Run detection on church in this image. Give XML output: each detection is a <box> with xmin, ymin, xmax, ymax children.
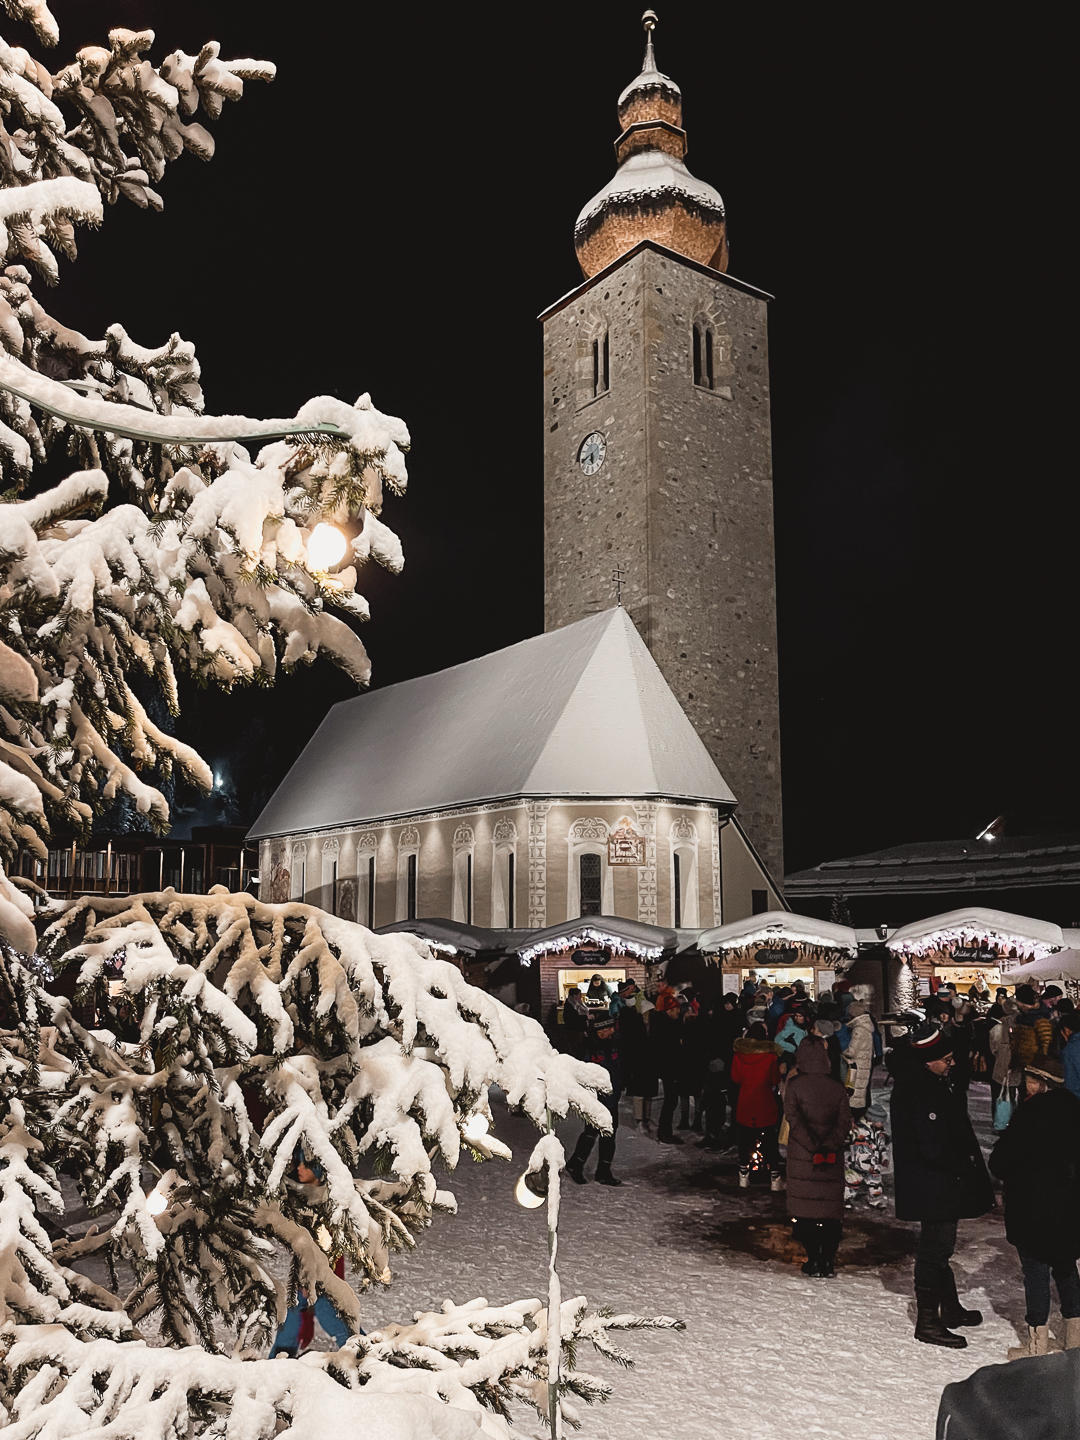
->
<box><xmin>249</xmin><ymin>13</ymin><xmax>786</xmax><ymax>960</ymax></box>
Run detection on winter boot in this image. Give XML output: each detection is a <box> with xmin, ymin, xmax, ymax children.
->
<box><xmin>738</xmin><ymin>1167</ymin><xmax>750</xmax><ymax>1188</ymax></box>
<box><xmin>641</xmin><ymin>1098</ymin><xmax>654</xmax><ymax>1135</ymax></box>
<box><xmin>566</xmin><ymin>1134</ymin><xmax>592</xmax><ymax>1185</ymax></box>
<box><xmin>940</xmin><ymin>1269</ymin><xmax>983</xmax><ymax>1327</ymax></box>
<box><xmin>1064</xmin><ymin>1317</ymin><xmax>1080</xmax><ymax>1350</ymax></box>
<box><xmin>799</xmin><ymin>1229</ymin><xmax>822</xmax><ymax>1277</ymax></box>
<box><xmin>657</xmin><ymin>1130</ymin><xmax>684</xmax><ymax>1145</ymax></box>
<box><xmin>914</xmin><ymin>1289</ymin><xmax>967</xmax><ymax>1349</ymax></box>
<box><xmin>770</xmin><ymin>1170</ymin><xmax>786</xmax><ymax>1192</ymax></box>
<box><xmin>678</xmin><ymin>1099</ymin><xmax>692</xmax><ymax>1130</ymax></box>
<box><xmin>594</xmin><ymin>1163</ymin><xmax>622</xmax><ymax>1187</ymax></box>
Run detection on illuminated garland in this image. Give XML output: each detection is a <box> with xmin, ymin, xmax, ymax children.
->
<box><xmin>701</xmin><ymin>938</ymin><xmax>856</xmax><ymax>967</ymax></box>
<box><xmin>516</xmin><ymin>927</ymin><xmax>665</xmax><ymax>968</ymax></box>
<box><xmin>887</xmin><ymin>925</ymin><xmax>1056</xmax><ymax>964</ymax></box>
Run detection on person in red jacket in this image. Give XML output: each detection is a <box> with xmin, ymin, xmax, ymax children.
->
<box><xmin>730</xmin><ymin>1021</ymin><xmax>785</xmax><ymax>1192</ymax></box>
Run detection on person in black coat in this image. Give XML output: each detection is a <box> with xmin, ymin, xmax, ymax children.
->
<box><xmin>615</xmin><ymin>979</ymin><xmax>657</xmax><ymax>1134</ymax></box>
<box><xmin>889</xmin><ymin>1021</ymin><xmax>995</xmax><ymax>1348</ymax></box>
<box><xmin>566</xmin><ymin>1000</ymin><xmax>623</xmax><ymax>1186</ymax></box>
<box><xmin>989</xmin><ymin>1054</ymin><xmax>1080</xmax><ymax>1358</ymax></box>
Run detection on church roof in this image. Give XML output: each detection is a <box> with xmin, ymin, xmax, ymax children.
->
<box><xmin>248</xmin><ymin>607</ymin><xmax>736</xmax><ymax>841</ymax></box>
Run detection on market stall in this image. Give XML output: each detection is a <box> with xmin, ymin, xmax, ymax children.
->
<box><xmin>513</xmin><ymin>916</ymin><xmax>675</xmax><ymax>1023</ymax></box>
<box><xmin>885</xmin><ymin>906</ymin><xmax>1064</xmax><ymax>1007</ymax></box>
<box><xmin>1002</xmin><ymin>938</ymin><xmax>1080</xmax><ymax>1000</ymax></box>
<box><xmin>695</xmin><ymin>911</ymin><xmax>859</xmax><ymax>999</ymax></box>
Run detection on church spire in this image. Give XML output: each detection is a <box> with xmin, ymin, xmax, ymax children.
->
<box><xmin>573</xmin><ymin>10</ymin><xmax>729</xmax><ymax>279</ymax></box>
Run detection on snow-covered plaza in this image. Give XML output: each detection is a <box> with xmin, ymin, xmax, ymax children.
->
<box><xmin>361</xmin><ymin>1083</ymin><xmax>1020</xmax><ymax>1440</ymax></box>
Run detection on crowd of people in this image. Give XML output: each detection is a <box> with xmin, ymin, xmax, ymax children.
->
<box><xmin>553</xmin><ymin>967</ymin><xmax>1080</xmax><ymax>1362</ymax></box>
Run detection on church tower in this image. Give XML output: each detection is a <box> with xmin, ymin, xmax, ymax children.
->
<box><xmin>541</xmin><ymin>11</ymin><xmax>785</xmax><ymax>885</ymax></box>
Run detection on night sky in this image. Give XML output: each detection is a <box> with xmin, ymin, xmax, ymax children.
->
<box><xmin>11</xmin><ymin>2</ymin><xmax>1072</xmax><ymax>873</ymax></box>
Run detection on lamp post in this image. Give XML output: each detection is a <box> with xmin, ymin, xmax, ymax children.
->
<box><xmin>516</xmin><ymin>1115</ymin><xmax>566</xmax><ymax>1440</ymax></box>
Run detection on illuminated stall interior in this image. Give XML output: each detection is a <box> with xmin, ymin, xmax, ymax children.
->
<box><xmin>885</xmin><ymin>907</ymin><xmax>1065</xmax><ymax>1002</ymax></box>
<box><xmin>696</xmin><ymin>911</ymin><xmax>859</xmax><ymax>999</ymax></box>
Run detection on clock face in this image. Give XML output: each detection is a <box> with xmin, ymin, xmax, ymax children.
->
<box><xmin>578</xmin><ymin>431</ymin><xmax>607</xmax><ymax>476</ymax></box>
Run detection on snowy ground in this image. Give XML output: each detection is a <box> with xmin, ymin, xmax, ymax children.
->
<box><xmin>63</xmin><ymin>1081</ymin><xmax>1031</xmax><ymax>1440</ymax></box>
<box><xmin>355</xmin><ymin>1081</ymin><xmax>1027</xmax><ymax>1440</ymax></box>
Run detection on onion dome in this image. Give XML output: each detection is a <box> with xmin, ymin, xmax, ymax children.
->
<box><xmin>574</xmin><ymin>11</ymin><xmax>729</xmax><ymax>279</ymax></box>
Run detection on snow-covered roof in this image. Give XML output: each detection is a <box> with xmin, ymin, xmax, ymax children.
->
<box><xmin>575</xmin><ymin>149</ymin><xmax>725</xmax><ymax>233</ymax></box>
<box><xmin>513</xmin><ymin>915</ymin><xmax>676</xmax><ymax>965</ymax></box>
<box><xmin>248</xmin><ymin>608</ymin><xmax>736</xmax><ymax>840</ymax></box>
<box><xmin>886</xmin><ymin>906</ymin><xmax>1064</xmax><ymax>959</ymax></box>
<box><xmin>696</xmin><ymin>910</ymin><xmax>859</xmax><ymax>957</ymax></box>
<box><xmin>617</xmin><ymin>41</ymin><xmax>681</xmax><ymax>108</ymax></box>
<box><xmin>1004</xmin><ymin>950</ymin><xmax>1080</xmax><ymax>984</ymax></box>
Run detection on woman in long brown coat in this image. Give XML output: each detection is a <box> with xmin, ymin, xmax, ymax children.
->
<box><xmin>785</xmin><ymin>1035</ymin><xmax>853</xmax><ymax>1276</ymax></box>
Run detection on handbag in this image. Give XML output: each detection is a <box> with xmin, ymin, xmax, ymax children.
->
<box><xmin>778</xmin><ymin>1115</ymin><xmax>790</xmax><ymax>1146</ymax></box>
<box><xmin>993</xmin><ymin>1094</ymin><xmax>1015</xmax><ymax>1131</ymax></box>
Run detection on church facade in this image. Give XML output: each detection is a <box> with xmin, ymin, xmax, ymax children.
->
<box><xmin>249</xmin><ymin>609</ymin><xmax>781</xmax><ymax>932</ymax></box>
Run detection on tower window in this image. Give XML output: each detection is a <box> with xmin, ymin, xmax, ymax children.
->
<box><xmin>579</xmin><ymin>852</ymin><xmax>602</xmax><ymax>916</ymax></box>
<box><xmin>367</xmin><ymin>854</ymin><xmax>375</xmax><ymax>929</ymax></box>
<box><xmin>693</xmin><ymin>323</ymin><xmax>714</xmax><ymax>390</ymax></box>
<box><xmin>673</xmin><ymin>852</ymin><xmax>682</xmax><ymax>928</ymax></box>
<box><xmin>407</xmin><ymin>853</ymin><xmax>417</xmax><ymax>920</ymax></box>
<box><xmin>507</xmin><ymin>852</ymin><xmax>515</xmax><ymax>928</ymax></box>
<box><xmin>466</xmin><ymin>852</ymin><xmax>473</xmax><ymax>924</ymax></box>
<box><xmin>592</xmin><ymin>332</ymin><xmax>610</xmax><ymax>398</ymax></box>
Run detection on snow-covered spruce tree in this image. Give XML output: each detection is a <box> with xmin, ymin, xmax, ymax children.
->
<box><xmin>0</xmin><ymin>5</ymin><xmax>408</xmax><ymax>951</ymax></box>
<box><xmin>0</xmin><ymin>897</ymin><xmax>681</xmax><ymax>1438</ymax></box>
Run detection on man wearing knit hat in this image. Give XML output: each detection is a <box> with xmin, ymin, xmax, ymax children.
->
<box><xmin>889</xmin><ymin>1021</ymin><xmax>995</xmax><ymax>1348</ymax></box>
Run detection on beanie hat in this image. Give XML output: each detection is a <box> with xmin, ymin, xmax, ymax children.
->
<box><xmin>1043</xmin><ymin>985</ymin><xmax>1064</xmax><ymax>1000</ymax></box>
<box><xmin>1015</xmin><ymin>984</ymin><xmax>1037</xmax><ymax>1005</ymax></box>
<box><xmin>815</xmin><ymin>1019</ymin><xmax>838</xmax><ymax>1038</ymax></box>
<box><xmin>1025</xmin><ymin>1054</ymin><xmax>1065</xmax><ymax>1086</ymax></box>
<box><xmin>909</xmin><ymin>1020</ymin><xmax>955</xmax><ymax>1063</ymax></box>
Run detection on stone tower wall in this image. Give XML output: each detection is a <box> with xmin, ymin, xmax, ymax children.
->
<box><xmin>542</xmin><ymin>244</ymin><xmax>784</xmax><ymax>882</ymax></box>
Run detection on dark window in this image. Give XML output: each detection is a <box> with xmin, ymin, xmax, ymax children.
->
<box><xmin>673</xmin><ymin>852</ymin><xmax>682</xmax><ymax>929</ymax></box>
<box><xmin>592</xmin><ymin>338</ymin><xmax>599</xmax><ymax>397</ymax></box>
<box><xmin>705</xmin><ymin>328</ymin><xmax>714</xmax><ymax>389</ymax></box>
<box><xmin>466</xmin><ymin>853</ymin><xmax>473</xmax><ymax>925</ymax></box>
<box><xmin>692</xmin><ymin>323</ymin><xmax>702</xmax><ymax>385</ymax></box>
<box><xmin>580</xmin><ymin>852</ymin><xmax>602</xmax><ymax>916</ymax></box>
<box><xmin>592</xmin><ymin>333</ymin><xmax>611</xmax><ymax>398</ymax></box>
<box><xmin>507</xmin><ymin>852</ymin><xmax>515</xmax><ymax>928</ymax></box>
<box><xmin>407</xmin><ymin>853</ymin><xmax>417</xmax><ymax>920</ymax></box>
<box><xmin>367</xmin><ymin>855</ymin><xmax>375</xmax><ymax>929</ymax></box>
<box><xmin>602</xmin><ymin>331</ymin><xmax>610</xmax><ymax>392</ymax></box>
<box><xmin>752</xmin><ymin>888</ymin><xmax>769</xmax><ymax>915</ymax></box>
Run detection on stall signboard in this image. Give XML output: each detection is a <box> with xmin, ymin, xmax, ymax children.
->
<box><xmin>571</xmin><ymin>947</ymin><xmax>611</xmax><ymax>967</ymax></box>
<box><xmin>952</xmin><ymin>946</ymin><xmax>998</xmax><ymax>963</ymax></box>
<box><xmin>608</xmin><ymin>820</ymin><xmax>645</xmax><ymax>866</ymax></box>
<box><xmin>757</xmin><ymin>946</ymin><xmax>798</xmax><ymax>965</ymax></box>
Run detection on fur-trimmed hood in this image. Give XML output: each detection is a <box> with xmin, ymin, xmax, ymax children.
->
<box><xmin>734</xmin><ymin>1036</ymin><xmax>782</xmax><ymax>1057</ymax></box>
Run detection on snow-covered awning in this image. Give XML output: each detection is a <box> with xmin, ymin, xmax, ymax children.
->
<box><xmin>1004</xmin><ymin>950</ymin><xmax>1080</xmax><ymax>984</ymax></box>
<box><xmin>375</xmin><ymin>918</ymin><xmax>531</xmax><ymax>958</ymax></box>
<box><xmin>512</xmin><ymin>916</ymin><xmax>676</xmax><ymax>967</ymax></box>
<box><xmin>885</xmin><ymin>907</ymin><xmax>1063</xmax><ymax>964</ymax></box>
<box><xmin>695</xmin><ymin>910</ymin><xmax>859</xmax><ymax>962</ymax></box>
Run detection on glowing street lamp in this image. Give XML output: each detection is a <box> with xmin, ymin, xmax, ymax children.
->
<box><xmin>463</xmin><ymin>1112</ymin><xmax>490</xmax><ymax>1142</ymax></box>
<box><xmin>146</xmin><ymin>1186</ymin><xmax>168</xmax><ymax>1217</ymax></box>
<box><xmin>306</xmin><ymin>522</ymin><xmax>347</xmax><ymax>571</ymax></box>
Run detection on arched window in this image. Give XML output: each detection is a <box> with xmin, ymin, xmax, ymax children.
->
<box><xmin>491</xmin><ymin>819</ymin><xmax>517</xmax><ymax>928</ymax></box>
<box><xmin>567</xmin><ymin>817</ymin><xmax>614</xmax><ymax>919</ymax></box>
<box><xmin>396</xmin><ymin>826</ymin><xmax>420</xmax><ymax>921</ymax></box>
<box><xmin>358</xmin><ymin>834</ymin><xmax>378</xmax><ymax>929</ymax></box>
<box><xmin>693</xmin><ymin>322</ymin><xmax>714</xmax><ymax>390</ymax></box>
<box><xmin>452</xmin><ymin>825</ymin><xmax>475</xmax><ymax>924</ymax></box>
<box><xmin>579</xmin><ymin>852</ymin><xmax>602</xmax><ymax>916</ymax></box>
<box><xmin>670</xmin><ymin>818</ymin><xmax>700</xmax><ymax>928</ymax></box>
<box><xmin>591</xmin><ymin>331</ymin><xmax>610</xmax><ymax>398</ymax></box>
